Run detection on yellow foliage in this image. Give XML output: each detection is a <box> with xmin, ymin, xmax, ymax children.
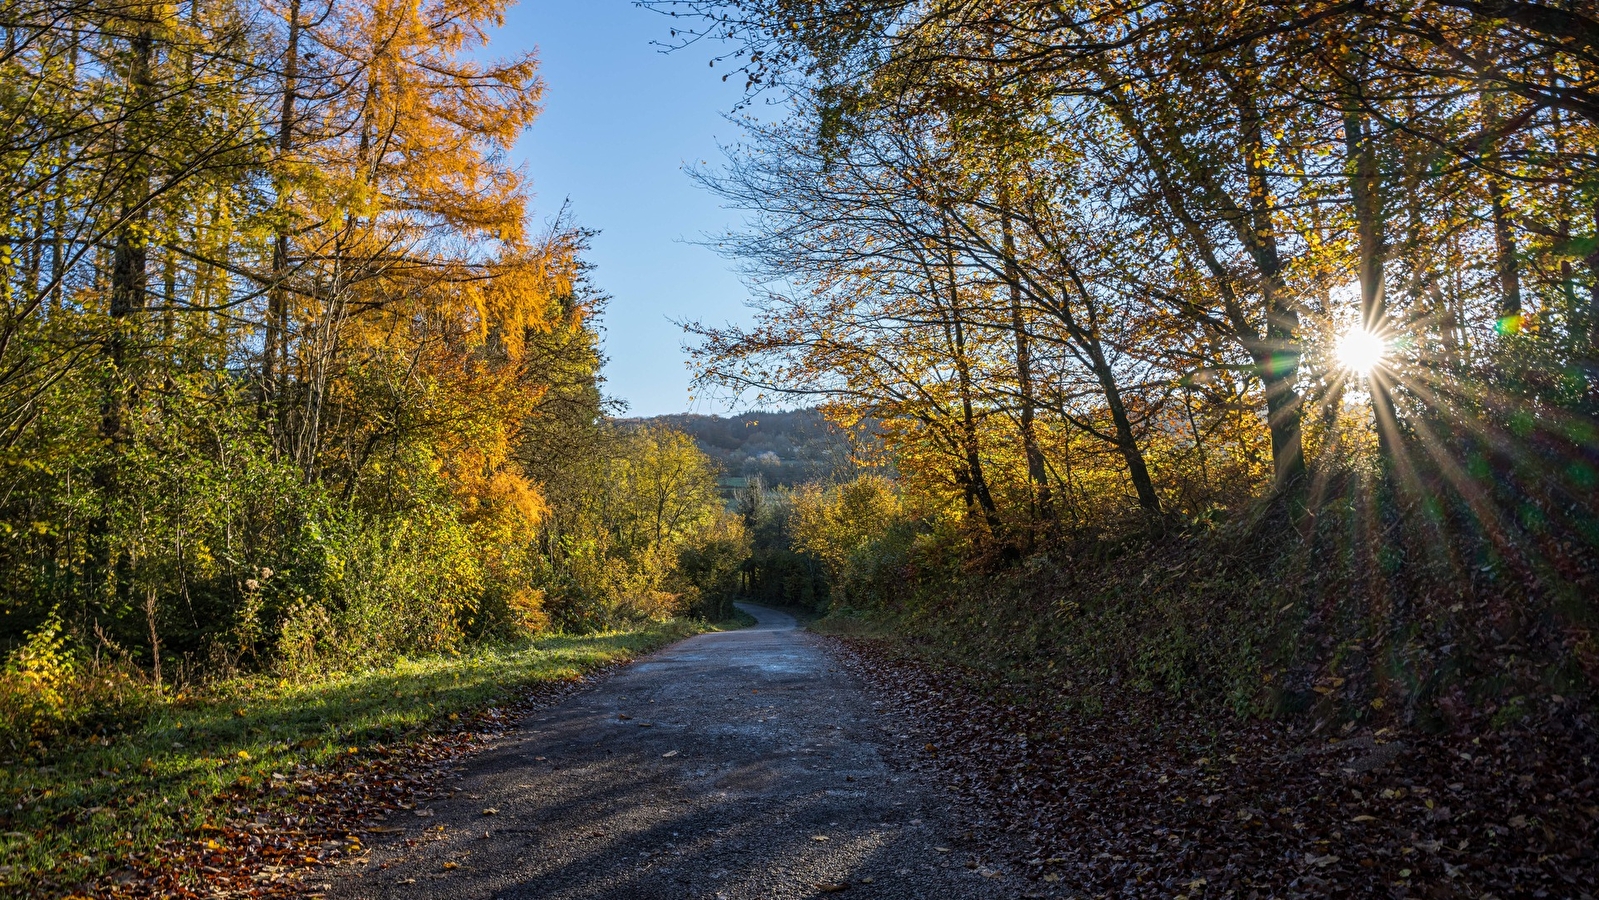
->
<box><xmin>504</xmin><ymin>588</ymin><xmax>550</xmax><ymax>635</ymax></box>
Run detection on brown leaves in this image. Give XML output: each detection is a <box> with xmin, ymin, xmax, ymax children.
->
<box><xmin>826</xmin><ymin>635</ymin><xmax>1599</xmax><ymax>899</ymax></box>
<box><xmin>62</xmin><ymin>668</ymin><xmax>619</xmax><ymax>899</ymax></box>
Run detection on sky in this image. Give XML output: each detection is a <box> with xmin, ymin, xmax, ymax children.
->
<box><xmin>494</xmin><ymin>0</ymin><xmax>755</xmax><ymax>417</ymax></box>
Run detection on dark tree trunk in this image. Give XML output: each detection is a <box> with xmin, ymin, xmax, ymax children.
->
<box><xmin>264</xmin><ymin>0</ymin><xmax>300</xmax><ymax>434</ymax></box>
<box><xmin>1490</xmin><ymin>181</ymin><xmax>1523</xmax><ymax>322</ymax></box>
<box><xmin>1342</xmin><ymin>93</ymin><xmax>1399</xmax><ymax>462</ymax></box>
<box><xmin>999</xmin><ymin>195</ymin><xmax>1052</xmax><ymax>523</ymax></box>
<box><xmin>942</xmin><ymin>244</ymin><xmax>1001</xmax><ymax>534</ymax></box>
<box><xmin>1084</xmin><ymin>337</ymin><xmax>1161</xmax><ymax>514</ymax></box>
<box><xmin>95</xmin><ymin>17</ymin><xmax>156</xmax><ymax>609</ymax></box>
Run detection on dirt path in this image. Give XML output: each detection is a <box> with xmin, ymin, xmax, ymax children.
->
<box><xmin>327</xmin><ymin>604</ymin><xmax>1033</xmax><ymax>900</ymax></box>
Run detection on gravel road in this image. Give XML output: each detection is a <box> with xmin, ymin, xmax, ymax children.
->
<box><xmin>326</xmin><ymin>603</ymin><xmax>1036</xmax><ymax>900</ymax></box>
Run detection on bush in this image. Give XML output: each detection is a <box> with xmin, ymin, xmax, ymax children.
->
<box><xmin>0</xmin><ymin>615</ymin><xmax>154</xmax><ymax>758</ymax></box>
<box><xmin>674</xmin><ymin>513</ymin><xmax>752</xmax><ymax>620</ymax></box>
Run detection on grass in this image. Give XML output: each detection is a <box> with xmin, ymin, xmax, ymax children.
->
<box><xmin>0</xmin><ymin>618</ymin><xmax>711</xmax><ymax>892</ymax></box>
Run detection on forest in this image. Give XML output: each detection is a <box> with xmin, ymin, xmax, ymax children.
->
<box><xmin>636</xmin><ymin>407</ymin><xmax>868</xmax><ymax>491</ymax></box>
<box><xmin>3</xmin><ymin>0</ymin><xmax>1599</xmax><ymax>896</ymax></box>
<box><xmin>656</xmin><ymin>0</ymin><xmax>1599</xmax><ymax>722</ymax></box>
<box><xmin>0</xmin><ymin>0</ymin><xmax>747</xmax><ymax>769</ymax></box>
<box><xmin>646</xmin><ymin>4</ymin><xmax>1599</xmax><ymax>888</ymax></box>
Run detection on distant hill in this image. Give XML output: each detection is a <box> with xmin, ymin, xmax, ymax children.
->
<box><xmin>627</xmin><ymin>408</ymin><xmax>858</xmax><ymax>489</ymax></box>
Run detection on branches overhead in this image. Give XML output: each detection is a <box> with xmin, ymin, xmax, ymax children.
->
<box><xmin>669</xmin><ymin>0</ymin><xmax>1599</xmax><ymax>542</ymax></box>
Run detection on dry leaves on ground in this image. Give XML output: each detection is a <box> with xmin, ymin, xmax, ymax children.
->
<box><xmin>827</xmin><ymin>636</ymin><xmax>1599</xmax><ymax>899</ymax></box>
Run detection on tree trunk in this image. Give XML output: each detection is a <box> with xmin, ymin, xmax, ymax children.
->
<box><xmin>145</xmin><ymin>585</ymin><xmax>162</xmax><ymax>690</ymax></box>
<box><xmin>264</xmin><ymin>0</ymin><xmax>300</xmax><ymax>432</ymax></box>
<box><xmin>105</xmin><ymin>20</ymin><xmax>154</xmax><ymax>450</ymax></box>
<box><xmin>1082</xmin><ymin>333</ymin><xmax>1161</xmax><ymax>514</ymax></box>
<box><xmin>1490</xmin><ymin>181</ymin><xmax>1523</xmax><ymax>323</ymax></box>
<box><xmin>1036</xmin><ymin>264</ymin><xmax>1162</xmax><ymax>515</ymax></box>
<box><xmin>1586</xmin><ymin>199</ymin><xmax>1599</xmax><ymax>364</ymax></box>
<box><xmin>1234</xmin><ymin>63</ymin><xmax>1308</xmax><ymax>487</ymax></box>
<box><xmin>999</xmin><ymin>192</ymin><xmax>1052</xmax><ymax>524</ymax></box>
<box><xmin>1342</xmin><ymin>94</ymin><xmax>1399</xmax><ymax>461</ymax></box>
<box><xmin>96</xmin><ymin>15</ymin><xmax>156</xmax><ymax>608</ymax></box>
<box><xmin>942</xmin><ymin>245</ymin><xmax>1001</xmax><ymax>533</ymax></box>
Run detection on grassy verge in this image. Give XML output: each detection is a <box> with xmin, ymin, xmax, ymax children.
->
<box><xmin>0</xmin><ymin>619</ymin><xmax>707</xmax><ymax>892</ymax></box>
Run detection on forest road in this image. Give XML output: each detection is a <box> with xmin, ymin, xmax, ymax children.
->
<box><xmin>327</xmin><ymin>602</ymin><xmax>1034</xmax><ymax>900</ymax></box>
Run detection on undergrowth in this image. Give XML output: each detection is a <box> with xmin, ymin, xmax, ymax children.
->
<box><xmin>814</xmin><ymin>471</ymin><xmax>1599</xmax><ymax>730</ymax></box>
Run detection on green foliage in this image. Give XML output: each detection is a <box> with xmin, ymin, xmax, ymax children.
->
<box><xmin>533</xmin><ymin>423</ymin><xmax>745</xmax><ymax>629</ymax></box>
<box><xmin>730</xmin><ymin>477</ymin><xmax>825</xmax><ymax>610</ymax></box>
<box><xmin>671</xmin><ymin>514</ymin><xmax>751</xmax><ymax>621</ymax></box>
<box><xmin>788</xmin><ymin>474</ymin><xmax>921</xmax><ymax>607</ymax></box>
<box><xmin>0</xmin><ymin>614</ymin><xmax>159</xmax><ymax>759</ymax></box>
<box><xmin>0</xmin><ymin>0</ymin><xmax>749</xmax><ymax>720</ymax></box>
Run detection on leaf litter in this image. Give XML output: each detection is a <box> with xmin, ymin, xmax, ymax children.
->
<box><xmin>825</xmin><ymin>635</ymin><xmax>1599</xmax><ymax>898</ymax></box>
<box><xmin>37</xmin><ymin>664</ymin><xmax>634</xmax><ymax>899</ymax></box>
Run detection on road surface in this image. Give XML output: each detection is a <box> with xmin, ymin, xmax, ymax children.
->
<box><xmin>328</xmin><ymin>603</ymin><xmax>1032</xmax><ymax>899</ymax></box>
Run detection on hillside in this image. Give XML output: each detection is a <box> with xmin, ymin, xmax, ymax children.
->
<box><xmin>629</xmin><ymin>408</ymin><xmax>861</xmax><ymax>489</ymax></box>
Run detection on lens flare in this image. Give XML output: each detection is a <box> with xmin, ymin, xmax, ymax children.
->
<box><xmin>1336</xmin><ymin>328</ymin><xmax>1387</xmax><ymax>376</ymax></box>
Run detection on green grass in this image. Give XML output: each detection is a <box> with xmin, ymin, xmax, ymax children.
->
<box><xmin>0</xmin><ymin>619</ymin><xmax>707</xmax><ymax>892</ymax></box>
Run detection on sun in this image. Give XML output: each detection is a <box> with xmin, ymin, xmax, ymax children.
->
<box><xmin>1335</xmin><ymin>328</ymin><xmax>1387</xmax><ymax>376</ymax></box>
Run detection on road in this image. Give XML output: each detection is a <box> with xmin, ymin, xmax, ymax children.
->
<box><xmin>327</xmin><ymin>603</ymin><xmax>1034</xmax><ymax>900</ymax></box>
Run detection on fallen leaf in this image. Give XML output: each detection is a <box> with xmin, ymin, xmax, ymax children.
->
<box><xmin>442</xmin><ymin>861</ymin><xmax>459</xmax><ymax>870</ymax></box>
<box><xmin>817</xmin><ymin>882</ymin><xmax>849</xmax><ymax>893</ymax></box>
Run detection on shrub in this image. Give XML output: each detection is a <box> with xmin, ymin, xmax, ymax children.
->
<box><xmin>0</xmin><ymin>615</ymin><xmax>154</xmax><ymax>758</ymax></box>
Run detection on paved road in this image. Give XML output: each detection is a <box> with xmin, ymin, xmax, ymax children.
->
<box><xmin>327</xmin><ymin>603</ymin><xmax>1034</xmax><ymax>900</ymax></box>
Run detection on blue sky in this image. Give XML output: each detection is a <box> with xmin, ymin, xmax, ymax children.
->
<box><xmin>494</xmin><ymin>0</ymin><xmax>753</xmax><ymax>417</ymax></box>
